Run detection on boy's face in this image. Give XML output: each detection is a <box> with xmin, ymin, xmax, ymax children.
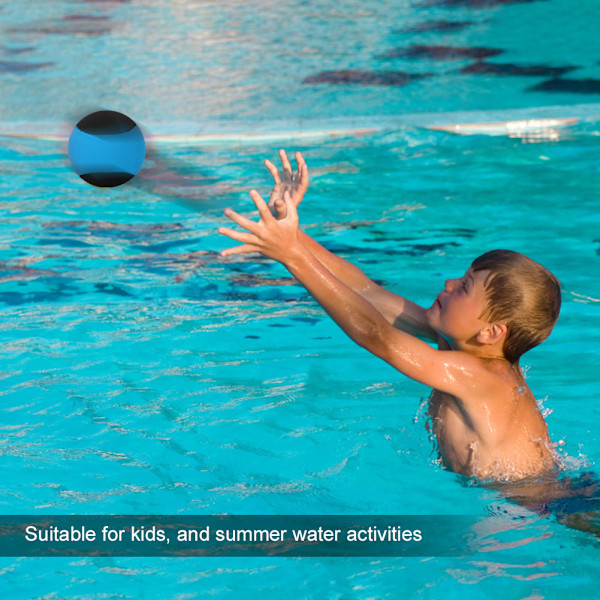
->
<box><xmin>426</xmin><ymin>267</ymin><xmax>494</xmax><ymax>346</ymax></box>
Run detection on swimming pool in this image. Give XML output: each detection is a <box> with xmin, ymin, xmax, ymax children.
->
<box><xmin>1</xmin><ymin>0</ymin><xmax>599</xmax><ymax>598</ymax></box>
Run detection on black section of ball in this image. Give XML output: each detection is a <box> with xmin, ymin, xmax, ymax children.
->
<box><xmin>80</xmin><ymin>172</ymin><xmax>135</xmax><ymax>187</ymax></box>
<box><xmin>76</xmin><ymin>110</ymin><xmax>136</xmax><ymax>135</ymax></box>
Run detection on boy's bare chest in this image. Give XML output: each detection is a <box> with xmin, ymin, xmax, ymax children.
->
<box><xmin>426</xmin><ymin>389</ymin><xmax>477</xmax><ymax>474</ymax></box>
<box><xmin>427</xmin><ymin>374</ymin><xmax>524</xmax><ymax>441</ymax></box>
<box><xmin>427</xmin><ymin>389</ymin><xmax>476</xmax><ymax>437</ymax></box>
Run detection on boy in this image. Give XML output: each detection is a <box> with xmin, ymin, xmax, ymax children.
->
<box><xmin>217</xmin><ymin>150</ymin><xmax>562</xmax><ymax>483</ymax></box>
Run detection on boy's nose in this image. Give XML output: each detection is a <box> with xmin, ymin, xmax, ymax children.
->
<box><xmin>444</xmin><ymin>278</ymin><xmax>457</xmax><ymax>292</ymax></box>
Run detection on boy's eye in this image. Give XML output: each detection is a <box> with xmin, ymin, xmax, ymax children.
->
<box><xmin>462</xmin><ymin>281</ymin><xmax>468</xmax><ymax>292</ymax></box>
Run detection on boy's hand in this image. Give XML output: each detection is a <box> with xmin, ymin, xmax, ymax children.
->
<box><xmin>218</xmin><ymin>189</ymin><xmax>301</xmax><ymax>264</ymax></box>
<box><xmin>265</xmin><ymin>150</ymin><xmax>309</xmax><ymax>219</ymax></box>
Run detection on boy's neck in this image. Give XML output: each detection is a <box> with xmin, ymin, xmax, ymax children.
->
<box><xmin>446</xmin><ymin>337</ymin><xmax>509</xmax><ymax>362</ymax></box>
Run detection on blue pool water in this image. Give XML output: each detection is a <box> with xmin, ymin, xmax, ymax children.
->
<box><xmin>1</xmin><ymin>0</ymin><xmax>600</xmax><ymax>598</ymax></box>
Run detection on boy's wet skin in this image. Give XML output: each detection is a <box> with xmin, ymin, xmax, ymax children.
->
<box><xmin>426</xmin><ymin>371</ymin><xmax>555</xmax><ymax>481</ymax></box>
<box><xmin>424</xmin><ymin>268</ymin><xmax>556</xmax><ymax>481</ymax></box>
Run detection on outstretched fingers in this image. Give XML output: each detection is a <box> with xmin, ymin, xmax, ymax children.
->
<box><xmin>295</xmin><ymin>151</ymin><xmax>309</xmax><ymax>191</ymax></box>
<box><xmin>279</xmin><ymin>149</ymin><xmax>293</xmax><ymax>182</ymax></box>
<box><xmin>223</xmin><ymin>207</ymin><xmax>257</xmax><ymax>232</ymax></box>
<box><xmin>264</xmin><ymin>159</ymin><xmax>282</xmax><ymax>184</ymax></box>
<box><xmin>217</xmin><ymin>226</ymin><xmax>257</xmax><ymax>245</ymax></box>
<box><xmin>220</xmin><ymin>243</ymin><xmax>259</xmax><ymax>257</ymax></box>
<box><xmin>249</xmin><ymin>189</ymin><xmax>272</xmax><ymax>221</ymax></box>
<box><xmin>269</xmin><ymin>149</ymin><xmax>308</xmax><ymax>191</ymax></box>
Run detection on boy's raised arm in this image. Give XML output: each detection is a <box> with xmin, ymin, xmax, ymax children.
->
<box><xmin>265</xmin><ymin>150</ymin><xmax>438</xmax><ymax>342</ymax></box>
<box><xmin>284</xmin><ymin>237</ymin><xmax>483</xmax><ymax>395</ymax></box>
<box><xmin>298</xmin><ymin>228</ymin><xmax>439</xmax><ymax>342</ymax></box>
<box><xmin>218</xmin><ymin>189</ymin><xmax>488</xmax><ymax>401</ymax></box>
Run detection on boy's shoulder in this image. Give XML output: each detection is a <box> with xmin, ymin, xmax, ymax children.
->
<box><xmin>369</xmin><ymin>324</ymin><xmax>519</xmax><ymax>422</ymax></box>
<box><xmin>435</xmin><ymin>334</ymin><xmax>532</xmax><ymax>443</ymax></box>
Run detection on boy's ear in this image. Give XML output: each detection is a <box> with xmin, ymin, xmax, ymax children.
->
<box><xmin>477</xmin><ymin>322</ymin><xmax>507</xmax><ymax>345</ymax></box>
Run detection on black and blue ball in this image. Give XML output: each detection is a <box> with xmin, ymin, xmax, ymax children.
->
<box><xmin>68</xmin><ymin>110</ymin><xmax>145</xmax><ymax>188</ymax></box>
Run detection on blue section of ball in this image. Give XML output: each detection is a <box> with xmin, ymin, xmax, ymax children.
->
<box><xmin>69</xmin><ymin>128</ymin><xmax>145</xmax><ymax>175</ymax></box>
<box><xmin>68</xmin><ymin>111</ymin><xmax>146</xmax><ymax>188</ymax></box>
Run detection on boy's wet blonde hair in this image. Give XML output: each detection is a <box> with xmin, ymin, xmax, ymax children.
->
<box><xmin>471</xmin><ymin>249</ymin><xmax>561</xmax><ymax>364</ymax></box>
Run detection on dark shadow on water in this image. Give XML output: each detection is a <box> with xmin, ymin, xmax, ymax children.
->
<box><xmin>526</xmin><ymin>78</ymin><xmax>600</xmax><ymax>94</ymax></box>
<box><xmin>1</xmin><ymin>46</ymin><xmax>35</xmax><ymax>54</ymax></box>
<box><xmin>419</xmin><ymin>0</ymin><xmax>547</xmax><ymax>6</ymax></box>
<box><xmin>323</xmin><ymin>240</ymin><xmax>460</xmax><ymax>257</ymax></box>
<box><xmin>0</xmin><ymin>61</ymin><xmax>53</xmax><ymax>73</ymax></box>
<box><xmin>7</xmin><ymin>23</ymin><xmax>112</xmax><ymax>36</ymax></box>
<box><xmin>302</xmin><ymin>69</ymin><xmax>434</xmax><ymax>86</ymax></box>
<box><xmin>94</xmin><ymin>282</ymin><xmax>133</xmax><ymax>297</ymax></box>
<box><xmin>63</xmin><ymin>14</ymin><xmax>111</xmax><ymax>22</ymax></box>
<box><xmin>393</xmin><ymin>20</ymin><xmax>474</xmax><ymax>33</ymax></box>
<box><xmin>0</xmin><ymin>285</ymin><xmax>80</xmax><ymax>306</ymax></box>
<box><xmin>365</xmin><ymin>228</ymin><xmax>477</xmax><ymax>242</ymax></box>
<box><xmin>377</xmin><ymin>45</ymin><xmax>502</xmax><ymax>61</ymax></box>
<box><xmin>463</xmin><ymin>470</ymin><xmax>600</xmax><ymax>541</ymax></box>
<box><xmin>461</xmin><ymin>61</ymin><xmax>579</xmax><ymax>78</ymax></box>
<box><xmin>41</xmin><ymin>220</ymin><xmax>185</xmax><ymax>239</ymax></box>
<box><xmin>37</xmin><ymin>237</ymin><xmax>94</xmax><ymax>249</ymax></box>
<box><xmin>0</xmin><ymin>248</ymin><xmax>315</xmax><ymax>306</ymax></box>
<box><xmin>129</xmin><ymin>144</ymin><xmax>234</xmax><ymax>212</ymax></box>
